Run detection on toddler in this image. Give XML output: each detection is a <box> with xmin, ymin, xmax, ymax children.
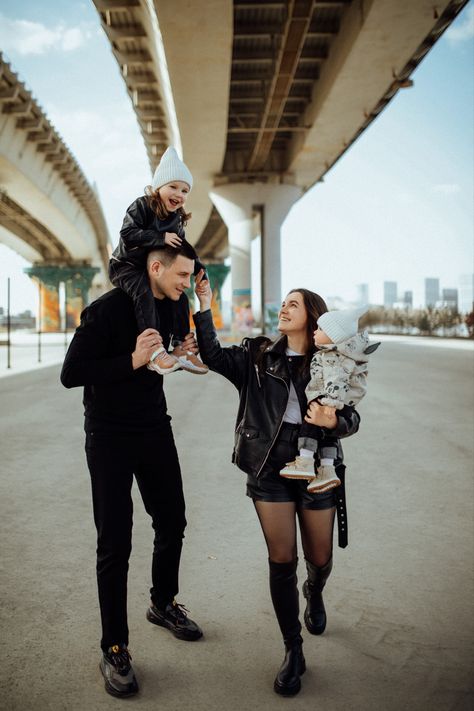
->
<box><xmin>109</xmin><ymin>146</ymin><xmax>208</xmax><ymax>375</ymax></box>
<box><xmin>280</xmin><ymin>306</ymin><xmax>379</xmax><ymax>492</ymax></box>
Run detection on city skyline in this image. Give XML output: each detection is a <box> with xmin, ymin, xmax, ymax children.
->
<box><xmin>0</xmin><ymin>1</ymin><xmax>473</xmax><ymax>315</ymax></box>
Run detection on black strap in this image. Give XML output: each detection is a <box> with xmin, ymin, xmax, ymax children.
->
<box><xmin>335</xmin><ymin>466</ymin><xmax>348</xmax><ymax>548</ymax></box>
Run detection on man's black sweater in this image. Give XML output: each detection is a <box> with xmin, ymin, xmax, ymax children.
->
<box><xmin>61</xmin><ymin>288</ymin><xmax>186</xmax><ymax>433</ymax></box>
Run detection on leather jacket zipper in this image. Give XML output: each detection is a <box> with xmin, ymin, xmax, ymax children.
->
<box><xmin>256</xmin><ymin>371</ymin><xmax>289</xmax><ymax>478</ymax></box>
<box><xmin>254</xmin><ymin>364</ymin><xmax>261</xmax><ymax>388</ymax></box>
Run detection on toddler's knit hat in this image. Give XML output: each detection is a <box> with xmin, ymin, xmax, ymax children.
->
<box><xmin>318</xmin><ymin>306</ymin><xmax>367</xmax><ymax>344</ymax></box>
<box><xmin>151</xmin><ymin>146</ymin><xmax>193</xmax><ymax>191</ymax></box>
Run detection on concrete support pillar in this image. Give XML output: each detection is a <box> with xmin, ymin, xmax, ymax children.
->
<box><xmin>259</xmin><ymin>185</ymin><xmax>302</xmax><ymax>332</ymax></box>
<box><xmin>61</xmin><ymin>265</ymin><xmax>100</xmax><ymax>327</ymax></box>
<box><xmin>210</xmin><ymin>184</ymin><xmax>256</xmax><ymax>334</ymax></box>
<box><xmin>211</xmin><ymin>183</ymin><xmax>302</xmax><ymax>334</ymax></box>
<box><xmin>24</xmin><ymin>264</ymin><xmax>99</xmax><ymax>331</ymax></box>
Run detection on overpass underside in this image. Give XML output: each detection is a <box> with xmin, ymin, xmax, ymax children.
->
<box><xmin>94</xmin><ymin>0</ymin><xmax>467</xmax><ymax>332</ymax></box>
<box><xmin>0</xmin><ymin>54</ymin><xmax>113</xmax><ymax>330</ymax></box>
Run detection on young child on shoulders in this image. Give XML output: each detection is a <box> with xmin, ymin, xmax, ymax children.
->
<box><xmin>109</xmin><ymin>146</ymin><xmax>208</xmax><ymax>375</ymax></box>
<box><xmin>280</xmin><ymin>306</ymin><xmax>379</xmax><ymax>492</ymax></box>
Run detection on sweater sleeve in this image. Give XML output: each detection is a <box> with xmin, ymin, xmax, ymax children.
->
<box><xmin>60</xmin><ymin>302</ymin><xmax>135</xmax><ymax>388</ymax></box>
<box><xmin>119</xmin><ymin>198</ymin><xmax>167</xmax><ymax>250</ymax></box>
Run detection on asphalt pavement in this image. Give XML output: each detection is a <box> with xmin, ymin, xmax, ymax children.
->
<box><xmin>0</xmin><ymin>337</ymin><xmax>473</xmax><ymax>711</ymax></box>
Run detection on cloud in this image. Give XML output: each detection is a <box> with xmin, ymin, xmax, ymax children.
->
<box><xmin>432</xmin><ymin>183</ymin><xmax>462</xmax><ymax>195</ymax></box>
<box><xmin>0</xmin><ymin>13</ymin><xmax>91</xmax><ymax>55</ymax></box>
<box><xmin>446</xmin><ymin>3</ymin><xmax>474</xmax><ymax>43</ymax></box>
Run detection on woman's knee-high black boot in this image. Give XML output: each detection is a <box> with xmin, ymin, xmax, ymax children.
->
<box><xmin>303</xmin><ymin>556</ymin><xmax>333</xmax><ymax>635</ymax></box>
<box><xmin>268</xmin><ymin>559</ymin><xmax>306</xmax><ymax>696</ymax></box>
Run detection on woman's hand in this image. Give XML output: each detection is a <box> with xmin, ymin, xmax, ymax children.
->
<box><xmin>304</xmin><ymin>401</ymin><xmax>338</xmax><ymax>429</ymax></box>
<box><xmin>195</xmin><ymin>269</ymin><xmax>212</xmax><ymax>311</ymax></box>
<box><xmin>179</xmin><ymin>331</ymin><xmax>199</xmax><ymax>355</ymax></box>
<box><xmin>164</xmin><ymin>232</ymin><xmax>182</xmax><ymax>248</ymax></box>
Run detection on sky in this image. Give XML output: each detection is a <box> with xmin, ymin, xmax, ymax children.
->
<box><xmin>0</xmin><ymin>0</ymin><xmax>473</xmax><ymax>314</ymax></box>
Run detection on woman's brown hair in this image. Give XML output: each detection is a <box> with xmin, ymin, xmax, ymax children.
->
<box><xmin>256</xmin><ymin>288</ymin><xmax>328</xmax><ymax>372</ymax></box>
<box><xmin>283</xmin><ymin>288</ymin><xmax>328</xmax><ymax>371</ymax></box>
<box><xmin>144</xmin><ymin>185</ymin><xmax>191</xmax><ymax>225</ymax></box>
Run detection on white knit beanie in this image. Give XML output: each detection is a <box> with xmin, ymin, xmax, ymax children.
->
<box><xmin>151</xmin><ymin>146</ymin><xmax>193</xmax><ymax>191</ymax></box>
<box><xmin>317</xmin><ymin>306</ymin><xmax>367</xmax><ymax>344</ymax></box>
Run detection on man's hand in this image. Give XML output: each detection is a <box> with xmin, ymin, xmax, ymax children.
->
<box><xmin>195</xmin><ymin>269</ymin><xmax>212</xmax><ymax>311</ymax></box>
<box><xmin>180</xmin><ymin>331</ymin><xmax>199</xmax><ymax>355</ymax></box>
<box><xmin>164</xmin><ymin>232</ymin><xmax>182</xmax><ymax>248</ymax></box>
<box><xmin>132</xmin><ymin>328</ymin><xmax>163</xmax><ymax>370</ymax></box>
<box><xmin>304</xmin><ymin>401</ymin><xmax>338</xmax><ymax>429</ymax></box>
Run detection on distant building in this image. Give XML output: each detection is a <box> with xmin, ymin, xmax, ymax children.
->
<box><xmin>383</xmin><ymin>281</ymin><xmax>397</xmax><ymax>308</ymax></box>
<box><xmin>459</xmin><ymin>274</ymin><xmax>474</xmax><ymax>313</ymax></box>
<box><xmin>441</xmin><ymin>288</ymin><xmax>458</xmax><ymax>310</ymax></box>
<box><xmin>425</xmin><ymin>278</ymin><xmax>439</xmax><ymax>308</ymax></box>
<box><xmin>403</xmin><ymin>290</ymin><xmax>413</xmax><ymax>308</ymax></box>
<box><xmin>356</xmin><ymin>283</ymin><xmax>369</xmax><ymax>306</ymax></box>
<box><xmin>0</xmin><ymin>310</ymin><xmax>36</xmax><ymax>330</ymax></box>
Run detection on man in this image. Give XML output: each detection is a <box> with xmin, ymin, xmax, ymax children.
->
<box><xmin>61</xmin><ymin>243</ymin><xmax>203</xmax><ymax>698</ymax></box>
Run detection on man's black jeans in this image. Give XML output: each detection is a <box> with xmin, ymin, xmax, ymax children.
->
<box><xmin>85</xmin><ymin>424</ymin><xmax>186</xmax><ymax>651</ymax></box>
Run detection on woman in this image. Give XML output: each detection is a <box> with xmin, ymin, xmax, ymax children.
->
<box><xmin>193</xmin><ymin>276</ymin><xmax>360</xmax><ymax>697</ymax></box>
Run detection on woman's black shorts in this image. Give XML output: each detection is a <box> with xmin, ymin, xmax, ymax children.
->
<box><xmin>246</xmin><ymin>422</ymin><xmax>338</xmax><ymax>510</ymax></box>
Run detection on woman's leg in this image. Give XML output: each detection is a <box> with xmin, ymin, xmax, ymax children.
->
<box><xmin>297</xmin><ymin>506</ymin><xmax>336</xmax><ymax>635</ymax></box>
<box><xmin>297</xmin><ymin>506</ymin><xmax>335</xmax><ymax>567</ymax></box>
<box><xmin>253</xmin><ymin>500</ymin><xmax>305</xmax><ymax>695</ymax></box>
<box><xmin>253</xmin><ymin>501</ymin><xmax>300</xmax><ymax>640</ymax></box>
<box><xmin>253</xmin><ymin>500</ymin><xmax>297</xmax><ymax>563</ymax></box>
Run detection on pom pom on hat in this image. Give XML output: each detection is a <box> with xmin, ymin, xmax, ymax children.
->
<box><xmin>151</xmin><ymin>146</ymin><xmax>193</xmax><ymax>191</ymax></box>
<box><xmin>318</xmin><ymin>306</ymin><xmax>367</xmax><ymax>344</ymax></box>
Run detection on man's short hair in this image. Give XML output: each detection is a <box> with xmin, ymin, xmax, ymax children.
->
<box><xmin>147</xmin><ymin>241</ymin><xmax>197</xmax><ymax>268</ymax></box>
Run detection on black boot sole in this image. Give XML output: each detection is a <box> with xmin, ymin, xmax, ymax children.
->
<box><xmin>273</xmin><ymin>663</ymin><xmax>306</xmax><ymax>696</ymax></box>
<box><xmin>146</xmin><ymin>607</ymin><xmax>203</xmax><ymax>641</ymax></box>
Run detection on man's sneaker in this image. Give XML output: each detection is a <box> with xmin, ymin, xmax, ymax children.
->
<box><xmin>146</xmin><ymin>599</ymin><xmax>203</xmax><ymax>641</ymax></box>
<box><xmin>172</xmin><ymin>345</ymin><xmax>209</xmax><ymax>375</ymax></box>
<box><xmin>280</xmin><ymin>456</ymin><xmax>316</xmax><ymax>480</ymax></box>
<box><xmin>100</xmin><ymin>644</ymin><xmax>139</xmax><ymax>698</ymax></box>
<box><xmin>147</xmin><ymin>347</ymin><xmax>180</xmax><ymax>374</ymax></box>
<box><xmin>307</xmin><ymin>465</ymin><xmax>341</xmax><ymax>493</ymax></box>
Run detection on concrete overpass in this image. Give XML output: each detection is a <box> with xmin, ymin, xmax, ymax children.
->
<box><xmin>93</xmin><ymin>0</ymin><xmax>468</xmax><ymax>329</ymax></box>
<box><xmin>0</xmin><ymin>53</ymin><xmax>112</xmax><ymax>330</ymax></box>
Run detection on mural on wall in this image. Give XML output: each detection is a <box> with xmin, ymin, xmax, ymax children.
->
<box><xmin>65</xmin><ymin>281</ymin><xmax>83</xmax><ymax>328</ymax></box>
<box><xmin>233</xmin><ymin>288</ymin><xmax>254</xmax><ymax>335</ymax></box>
<box><xmin>264</xmin><ymin>301</ymin><xmax>280</xmax><ymax>335</ymax></box>
<box><xmin>186</xmin><ymin>263</ymin><xmax>231</xmax><ymax>331</ymax></box>
<box><xmin>39</xmin><ymin>281</ymin><xmax>60</xmax><ymax>332</ymax></box>
<box><xmin>25</xmin><ymin>264</ymin><xmax>100</xmax><ymax>332</ymax></box>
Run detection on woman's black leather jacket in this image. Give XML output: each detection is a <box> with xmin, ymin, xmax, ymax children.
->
<box><xmin>193</xmin><ymin>309</ymin><xmax>360</xmax><ymax>478</ymax></box>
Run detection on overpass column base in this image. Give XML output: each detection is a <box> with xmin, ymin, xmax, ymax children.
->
<box><xmin>25</xmin><ymin>264</ymin><xmax>100</xmax><ymax>331</ymax></box>
<box><xmin>61</xmin><ymin>266</ymin><xmax>100</xmax><ymax>327</ymax></box>
<box><xmin>24</xmin><ymin>265</ymin><xmax>62</xmax><ymax>332</ymax></box>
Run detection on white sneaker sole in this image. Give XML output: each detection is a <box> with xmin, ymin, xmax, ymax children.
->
<box><xmin>177</xmin><ymin>360</ymin><xmax>209</xmax><ymax>375</ymax></box>
<box><xmin>147</xmin><ymin>361</ymin><xmax>181</xmax><ymax>375</ymax></box>
<box><xmin>307</xmin><ymin>479</ymin><xmax>341</xmax><ymax>493</ymax></box>
<box><xmin>280</xmin><ymin>471</ymin><xmax>316</xmax><ymax>481</ymax></box>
